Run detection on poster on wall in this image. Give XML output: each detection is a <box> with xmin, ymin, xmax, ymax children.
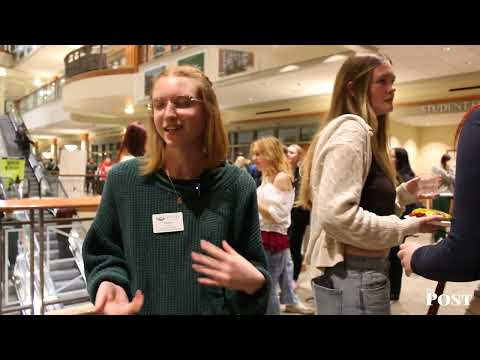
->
<box><xmin>0</xmin><ymin>157</ymin><xmax>25</xmax><ymax>189</ymax></box>
<box><xmin>178</xmin><ymin>53</ymin><xmax>205</xmax><ymax>72</ymax></box>
<box><xmin>144</xmin><ymin>65</ymin><xmax>166</xmax><ymax>96</ymax></box>
<box><xmin>219</xmin><ymin>49</ymin><xmax>254</xmax><ymax>77</ymax></box>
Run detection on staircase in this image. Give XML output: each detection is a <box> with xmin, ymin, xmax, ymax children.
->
<box><xmin>0</xmin><ymin>114</ymin><xmax>89</xmax><ymax>314</ymax></box>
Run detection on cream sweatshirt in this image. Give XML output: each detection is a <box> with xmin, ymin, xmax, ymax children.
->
<box><xmin>304</xmin><ymin>114</ymin><xmax>421</xmax><ymax>269</ymax></box>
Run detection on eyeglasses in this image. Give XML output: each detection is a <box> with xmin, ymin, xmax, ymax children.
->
<box><xmin>152</xmin><ymin>95</ymin><xmax>203</xmax><ymax>111</ymax></box>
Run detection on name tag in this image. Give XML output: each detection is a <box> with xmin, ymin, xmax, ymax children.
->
<box><xmin>152</xmin><ymin>212</ymin><xmax>184</xmax><ymax>234</ymax></box>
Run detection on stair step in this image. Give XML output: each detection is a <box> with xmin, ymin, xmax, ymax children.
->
<box><xmin>54</xmin><ymin>277</ymin><xmax>85</xmax><ymax>293</ymax></box>
<box><xmin>50</xmin><ymin>268</ymin><xmax>81</xmax><ymax>281</ymax></box>
<box><xmin>56</xmin><ymin>288</ymin><xmax>89</xmax><ymax>301</ymax></box>
<box><xmin>48</xmin><ymin>258</ymin><xmax>76</xmax><ymax>271</ymax></box>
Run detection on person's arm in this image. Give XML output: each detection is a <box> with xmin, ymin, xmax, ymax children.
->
<box><xmin>82</xmin><ymin>168</ymin><xmax>131</xmax><ymax>302</ymax></box>
<box><xmin>258</xmin><ymin>172</ymin><xmax>293</xmax><ymax>224</ymax></box>
<box><xmin>411</xmin><ymin>111</ymin><xmax>480</xmax><ymax>281</ymax></box>
<box><xmin>226</xmin><ymin>173</ymin><xmax>272</xmax><ymax>314</ymax></box>
<box><xmin>312</xmin><ymin>121</ymin><xmax>420</xmax><ymax>250</ymax></box>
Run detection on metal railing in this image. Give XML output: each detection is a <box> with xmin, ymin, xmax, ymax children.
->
<box><xmin>1</xmin><ymin>198</ymin><xmax>99</xmax><ymax>315</ymax></box>
<box><xmin>64</xmin><ymin>45</ymin><xmax>132</xmax><ymax>79</ymax></box>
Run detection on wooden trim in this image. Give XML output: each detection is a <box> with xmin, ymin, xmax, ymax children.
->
<box><xmin>230</xmin><ymin>111</ymin><xmax>325</xmax><ymax>124</ymax></box>
<box><xmin>395</xmin><ymin>94</ymin><xmax>480</xmax><ymax>108</ymax></box>
<box><xmin>0</xmin><ymin>196</ymin><xmax>101</xmax><ymax>211</ymax></box>
<box><xmin>125</xmin><ymin>45</ymin><xmax>139</xmax><ymax>72</ymax></box>
<box><xmin>0</xmin><ymin>48</ymin><xmax>13</xmax><ymax>55</ymax></box>
<box><xmin>65</xmin><ymin>68</ymin><xmax>137</xmax><ymax>84</ymax></box>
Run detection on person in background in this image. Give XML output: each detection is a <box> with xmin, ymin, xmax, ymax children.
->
<box><xmin>431</xmin><ymin>153</ymin><xmax>455</xmax><ymax>242</ymax></box>
<box><xmin>83</xmin><ymin>65</ymin><xmax>271</xmax><ymax>315</ymax></box>
<box><xmin>432</xmin><ymin>153</ymin><xmax>455</xmax><ymax>194</ymax></box>
<box><xmin>399</xmin><ymin>105</ymin><xmax>480</xmax><ymax>315</ymax></box>
<box><xmin>297</xmin><ymin>52</ymin><xmax>442</xmax><ymax>315</ymax></box>
<box><xmin>251</xmin><ymin>136</ymin><xmax>313</xmax><ymax>315</ymax></box>
<box><xmin>14</xmin><ymin>123</ymin><xmax>35</xmax><ymax>157</ymax></box>
<box><xmin>248</xmin><ymin>161</ymin><xmax>262</xmax><ymax>187</ymax></box>
<box><xmin>115</xmin><ymin>121</ymin><xmax>147</xmax><ymax>163</ymax></box>
<box><xmin>287</xmin><ymin>144</ymin><xmax>310</xmax><ymax>286</ymax></box>
<box><xmin>97</xmin><ymin>156</ymin><xmax>113</xmax><ymax>195</ymax></box>
<box><xmin>85</xmin><ymin>158</ymin><xmax>98</xmax><ymax>195</ymax></box>
<box><xmin>388</xmin><ymin>147</ymin><xmax>421</xmax><ymax>302</ymax></box>
<box><xmin>234</xmin><ymin>155</ymin><xmax>250</xmax><ymax>173</ymax></box>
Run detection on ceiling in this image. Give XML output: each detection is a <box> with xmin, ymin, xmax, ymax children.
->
<box><xmin>4</xmin><ymin>45</ymin><xmax>480</xmax><ymax>135</ymax></box>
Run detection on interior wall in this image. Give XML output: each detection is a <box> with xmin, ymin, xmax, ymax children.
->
<box><xmin>389</xmin><ymin>121</ymin><xmax>420</xmax><ymax>173</ymax></box>
<box><xmin>416</xmin><ymin>125</ymin><xmax>457</xmax><ymax>175</ymax></box>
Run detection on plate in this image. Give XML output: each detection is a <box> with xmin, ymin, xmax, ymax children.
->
<box><xmin>404</xmin><ymin>215</ymin><xmax>451</xmax><ymax>228</ymax></box>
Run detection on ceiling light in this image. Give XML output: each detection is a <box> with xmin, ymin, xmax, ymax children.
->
<box><xmin>442</xmin><ymin>47</ymin><xmax>451</xmax><ymax>52</ymax></box>
<box><xmin>280</xmin><ymin>65</ymin><xmax>300</xmax><ymax>73</ymax></box>
<box><xmin>124</xmin><ymin>104</ymin><xmax>135</xmax><ymax>115</ymax></box>
<box><xmin>323</xmin><ymin>54</ymin><xmax>349</xmax><ymax>63</ymax></box>
<box><xmin>0</xmin><ymin>67</ymin><xmax>6</xmax><ymax>77</ymax></box>
<box><xmin>248</xmin><ymin>98</ymin><xmax>254</xmax><ymax>102</ymax></box>
<box><xmin>33</xmin><ymin>79</ymin><xmax>43</xmax><ymax>87</ymax></box>
<box><xmin>64</xmin><ymin>144</ymin><xmax>78</xmax><ymax>152</ymax></box>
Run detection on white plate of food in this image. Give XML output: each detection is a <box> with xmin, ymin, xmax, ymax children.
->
<box><xmin>405</xmin><ymin>208</ymin><xmax>452</xmax><ymax>228</ymax></box>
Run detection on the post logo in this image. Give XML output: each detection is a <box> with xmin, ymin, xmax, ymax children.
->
<box><xmin>427</xmin><ymin>288</ymin><xmax>473</xmax><ymax>306</ymax></box>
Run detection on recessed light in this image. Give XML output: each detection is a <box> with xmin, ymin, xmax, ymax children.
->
<box><xmin>466</xmin><ymin>61</ymin><xmax>472</xmax><ymax>65</ymax></box>
<box><xmin>124</xmin><ymin>104</ymin><xmax>135</xmax><ymax>115</ymax></box>
<box><xmin>248</xmin><ymin>98</ymin><xmax>254</xmax><ymax>102</ymax></box>
<box><xmin>442</xmin><ymin>47</ymin><xmax>451</xmax><ymax>52</ymax></box>
<box><xmin>0</xmin><ymin>67</ymin><xmax>6</xmax><ymax>77</ymax></box>
<box><xmin>280</xmin><ymin>65</ymin><xmax>300</xmax><ymax>73</ymax></box>
<box><xmin>33</xmin><ymin>79</ymin><xmax>43</xmax><ymax>87</ymax></box>
<box><xmin>324</xmin><ymin>54</ymin><xmax>349</xmax><ymax>63</ymax></box>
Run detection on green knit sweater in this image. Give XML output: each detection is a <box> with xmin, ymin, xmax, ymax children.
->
<box><xmin>82</xmin><ymin>159</ymin><xmax>271</xmax><ymax>315</ymax></box>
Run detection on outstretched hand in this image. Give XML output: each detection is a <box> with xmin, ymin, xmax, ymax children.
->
<box><xmin>94</xmin><ymin>281</ymin><xmax>144</xmax><ymax>315</ymax></box>
<box><xmin>406</xmin><ymin>176</ymin><xmax>442</xmax><ymax>200</ymax></box>
<box><xmin>192</xmin><ymin>240</ymin><xmax>266</xmax><ymax>295</ymax></box>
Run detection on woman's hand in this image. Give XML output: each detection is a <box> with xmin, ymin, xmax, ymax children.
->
<box><xmin>406</xmin><ymin>176</ymin><xmax>442</xmax><ymax>200</ymax></box>
<box><xmin>94</xmin><ymin>281</ymin><xmax>144</xmax><ymax>315</ymax></box>
<box><xmin>192</xmin><ymin>240</ymin><xmax>266</xmax><ymax>295</ymax></box>
<box><xmin>398</xmin><ymin>242</ymin><xmax>424</xmax><ymax>276</ymax></box>
<box><xmin>416</xmin><ymin>215</ymin><xmax>445</xmax><ymax>233</ymax></box>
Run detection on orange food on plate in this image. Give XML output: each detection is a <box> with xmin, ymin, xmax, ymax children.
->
<box><xmin>410</xmin><ymin>208</ymin><xmax>452</xmax><ymax>221</ymax></box>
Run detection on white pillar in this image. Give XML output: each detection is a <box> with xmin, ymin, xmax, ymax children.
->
<box><xmin>0</xmin><ymin>78</ymin><xmax>5</xmax><ymax>115</ymax></box>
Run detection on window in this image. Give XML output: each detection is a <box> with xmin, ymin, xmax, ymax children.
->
<box><xmin>300</xmin><ymin>126</ymin><xmax>317</xmax><ymax>142</ymax></box>
<box><xmin>257</xmin><ymin>128</ymin><xmax>275</xmax><ymax>139</ymax></box>
<box><xmin>278</xmin><ymin>128</ymin><xmax>298</xmax><ymax>144</ymax></box>
<box><xmin>237</xmin><ymin>131</ymin><xmax>254</xmax><ymax>144</ymax></box>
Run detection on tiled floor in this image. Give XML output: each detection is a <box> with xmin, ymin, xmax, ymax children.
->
<box><xmin>286</xmin><ymin>233</ymin><xmax>479</xmax><ymax>315</ymax></box>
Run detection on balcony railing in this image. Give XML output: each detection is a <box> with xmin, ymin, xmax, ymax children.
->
<box><xmin>17</xmin><ymin>77</ymin><xmax>64</xmax><ymax>114</ymax></box>
<box><xmin>64</xmin><ymin>45</ymin><xmax>137</xmax><ymax>81</ymax></box>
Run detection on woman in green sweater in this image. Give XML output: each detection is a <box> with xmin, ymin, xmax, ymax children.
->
<box><xmin>83</xmin><ymin>65</ymin><xmax>271</xmax><ymax>315</ymax></box>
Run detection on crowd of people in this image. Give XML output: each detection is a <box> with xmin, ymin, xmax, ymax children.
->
<box><xmin>77</xmin><ymin>58</ymin><xmax>478</xmax><ymax>315</ymax></box>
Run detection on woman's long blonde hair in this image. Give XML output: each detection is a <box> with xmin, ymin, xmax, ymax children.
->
<box><xmin>250</xmin><ymin>137</ymin><xmax>292</xmax><ymax>183</ymax></box>
<box><xmin>297</xmin><ymin>52</ymin><xmax>396</xmax><ymax>209</ymax></box>
<box><xmin>141</xmin><ymin>65</ymin><xmax>228</xmax><ymax>175</ymax></box>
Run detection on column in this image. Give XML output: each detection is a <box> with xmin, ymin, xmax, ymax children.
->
<box><xmin>51</xmin><ymin>138</ymin><xmax>58</xmax><ymax>163</ymax></box>
<box><xmin>80</xmin><ymin>133</ymin><xmax>89</xmax><ymax>159</ymax></box>
<box><xmin>0</xmin><ymin>78</ymin><xmax>5</xmax><ymax>115</ymax></box>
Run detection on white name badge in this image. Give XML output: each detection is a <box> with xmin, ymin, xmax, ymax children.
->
<box><xmin>152</xmin><ymin>212</ymin><xmax>184</xmax><ymax>234</ymax></box>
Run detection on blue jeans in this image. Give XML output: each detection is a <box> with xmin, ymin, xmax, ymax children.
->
<box><xmin>265</xmin><ymin>249</ymin><xmax>299</xmax><ymax>315</ymax></box>
<box><xmin>311</xmin><ymin>255</ymin><xmax>390</xmax><ymax>315</ymax></box>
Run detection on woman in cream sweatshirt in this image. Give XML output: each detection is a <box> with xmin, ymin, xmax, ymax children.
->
<box><xmin>297</xmin><ymin>52</ymin><xmax>442</xmax><ymax>315</ymax></box>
